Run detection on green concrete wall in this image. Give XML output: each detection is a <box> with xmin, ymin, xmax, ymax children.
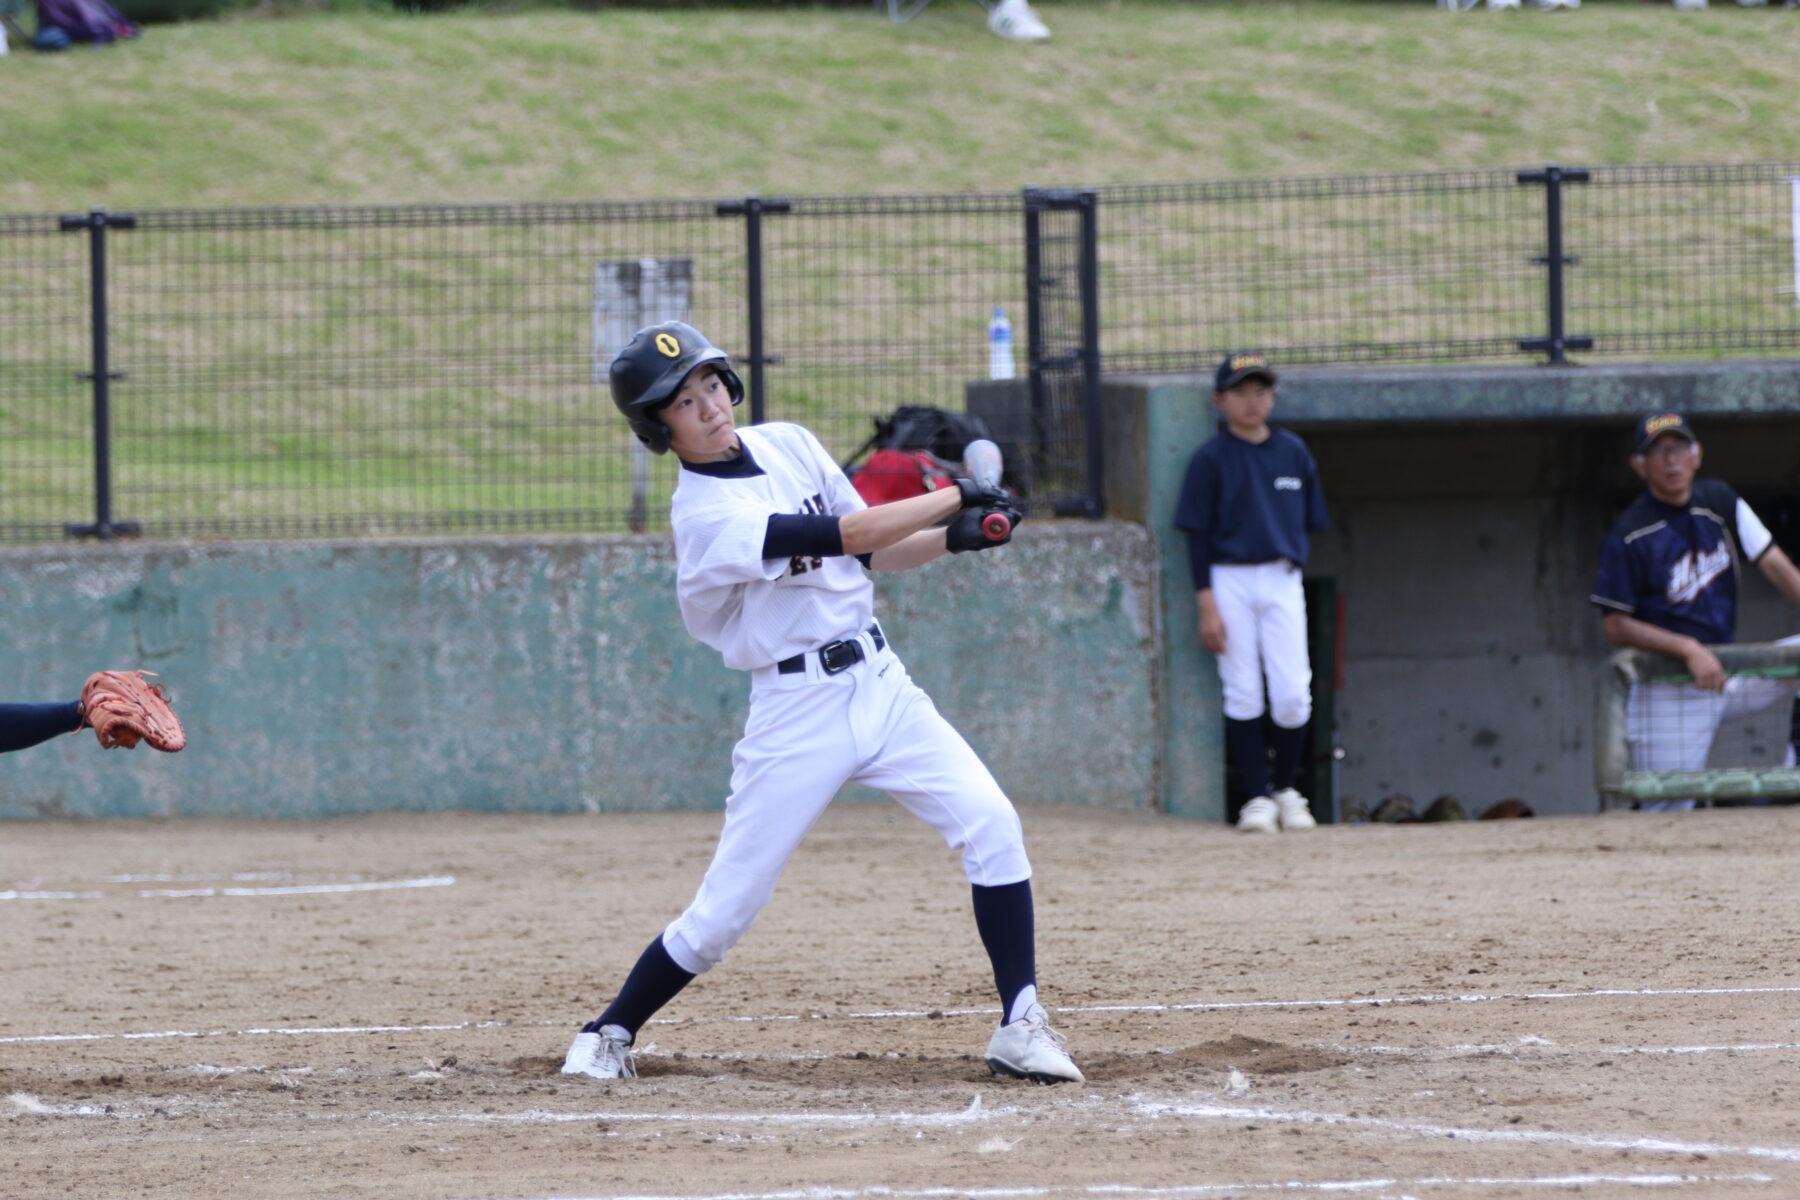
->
<box><xmin>0</xmin><ymin>528</ymin><xmax>1156</xmax><ymax>819</ymax></box>
<box><xmin>1101</xmin><ymin>380</ymin><xmax>1224</xmax><ymax>822</ymax></box>
<box><xmin>1141</xmin><ymin>358</ymin><xmax>1800</xmax><ymax>426</ymax></box>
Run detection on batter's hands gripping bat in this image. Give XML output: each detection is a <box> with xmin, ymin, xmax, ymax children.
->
<box><xmin>961</xmin><ymin>439</ymin><xmax>1011</xmax><ymax>542</ymax></box>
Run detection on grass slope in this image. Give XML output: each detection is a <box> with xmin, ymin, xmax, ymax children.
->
<box><xmin>2</xmin><ymin>0</ymin><xmax>1798</xmax><ymax>212</ymax></box>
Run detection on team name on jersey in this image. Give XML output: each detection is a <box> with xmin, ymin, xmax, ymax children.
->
<box><xmin>1665</xmin><ymin>542</ymin><xmax>1731</xmax><ymax>605</ymax></box>
<box><xmin>1273</xmin><ymin>476</ymin><xmax>1302</xmax><ymax>491</ymax></box>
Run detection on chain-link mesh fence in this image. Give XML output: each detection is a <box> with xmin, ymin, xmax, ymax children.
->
<box><xmin>5</xmin><ymin>162</ymin><xmax>1797</xmax><ymax>544</ymax></box>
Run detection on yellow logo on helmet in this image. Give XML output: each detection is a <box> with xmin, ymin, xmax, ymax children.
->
<box><xmin>655</xmin><ymin>333</ymin><xmax>681</xmax><ymax>358</ymax></box>
<box><xmin>1644</xmin><ymin>413</ymin><xmax>1684</xmax><ymax>438</ymax></box>
<box><xmin>1231</xmin><ymin>353</ymin><xmax>1266</xmax><ymax>372</ymax></box>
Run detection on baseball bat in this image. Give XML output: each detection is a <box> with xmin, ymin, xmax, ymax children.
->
<box><xmin>961</xmin><ymin>439</ymin><xmax>1011</xmax><ymax>541</ymax></box>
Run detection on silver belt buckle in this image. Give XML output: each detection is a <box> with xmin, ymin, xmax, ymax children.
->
<box><xmin>819</xmin><ymin>640</ymin><xmax>861</xmax><ymax>675</ymax></box>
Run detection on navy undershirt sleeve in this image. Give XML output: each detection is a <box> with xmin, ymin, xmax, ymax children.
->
<box><xmin>762</xmin><ymin>513</ymin><xmax>844</xmax><ymax>560</ymax></box>
<box><xmin>1186</xmin><ymin>529</ymin><xmax>1213</xmax><ymax>591</ymax></box>
<box><xmin>1</xmin><ymin>702</ymin><xmax>82</xmax><ymax>754</ymax></box>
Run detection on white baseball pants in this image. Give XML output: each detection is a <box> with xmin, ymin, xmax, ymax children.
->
<box><xmin>1210</xmin><ymin>560</ymin><xmax>1313</xmax><ymax>728</ymax></box>
<box><xmin>661</xmin><ymin>631</ymin><xmax>1030</xmax><ymax>976</ymax></box>
<box><xmin>1626</xmin><ymin>633</ymin><xmax>1800</xmax><ymax>812</ymax></box>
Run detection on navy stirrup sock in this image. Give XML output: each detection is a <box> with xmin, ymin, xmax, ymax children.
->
<box><xmin>0</xmin><ymin>702</ymin><xmax>83</xmax><ymax>755</ymax></box>
<box><xmin>972</xmin><ymin>879</ymin><xmax>1036</xmax><ymax>1025</ymax></box>
<box><xmin>1270</xmin><ymin>722</ymin><xmax>1308</xmax><ymax>792</ymax></box>
<box><xmin>1226</xmin><ymin>716</ymin><xmax>1270</xmax><ymax>799</ymax></box>
<box><xmin>590</xmin><ymin>935</ymin><xmax>695</xmax><ymax>1041</ymax></box>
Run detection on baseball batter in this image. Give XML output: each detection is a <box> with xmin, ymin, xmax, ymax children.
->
<box><xmin>1174</xmin><ymin>352</ymin><xmax>1329</xmax><ymax>834</ymax></box>
<box><xmin>1591</xmin><ymin>412</ymin><xmax>1800</xmax><ymax>811</ymax></box>
<box><xmin>560</xmin><ymin>321</ymin><xmax>1081</xmax><ymax>1085</ymax></box>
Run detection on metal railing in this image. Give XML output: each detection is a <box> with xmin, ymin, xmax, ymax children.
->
<box><xmin>3</xmin><ymin>160</ymin><xmax>1796</xmax><ymax>544</ymax></box>
<box><xmin>1595</xmin><ymin>642</ymin><xmax>1800</xmax><ymax>809</ymax></box>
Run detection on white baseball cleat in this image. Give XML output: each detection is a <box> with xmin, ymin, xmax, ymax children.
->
<box><xmin>1236</xmin><ymin>795</ymin><xmax>1280</xmax><ymax>833</ymax></box>
<box><xmin>561</xmin><ymin>1024</ymin><xmax>636</xmax><ymax>1079</ymax></box>
<box><xmin>985</xmin><ymin>1002</ymin><xmax>1083</xmax><ymax>1084</ymax></box>
<box><xmin>1272</xmin><ymin>788</ymin><xmax>1317</xmax><ymax>831</ymax></box>
<box><xmin>988</xmin><ymin>0</ymin><xmax>1051</xmax><ymax>41</ymax></box>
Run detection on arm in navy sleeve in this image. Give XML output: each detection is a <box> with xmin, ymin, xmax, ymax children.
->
<box><xmin>762</xmin><ymin>514</ymin><xmax>844</xmax><ymax>560</ymax></box>
<box><xmin>1172</xmin><ymin>448</ymin><xmax>1218</xmax><ymax>591</ymax></box>
<box><xmin>1185</xmin><ymin>530</ymin><xmax>1213</xmax><ymax>591</ymax></box>
<box><xmin>1304</xmin><ymin>449</ymin><xmax>1329</xmax><ymax>533</ymax></box>
<box><xmin>1</xmin><ymin>702</ymin><xmax>83</xmax><ymax>754</ymax></box>
<box><xmin>1590</xmin><ymin>532</ymin><xmax>1637</xmax><ymax>617</ymax></box>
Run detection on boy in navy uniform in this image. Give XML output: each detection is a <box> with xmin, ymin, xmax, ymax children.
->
<box><xmin>1591</xmin><ymin>412</ymin><xmax>1800</xmax><ymax>810</ymax></box>
<box><xmin>1174</xmin><ymin>352</ymin><xmax>1330</xmax><ymax>833</ymax></box>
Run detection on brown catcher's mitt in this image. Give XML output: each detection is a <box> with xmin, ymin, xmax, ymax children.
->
<box><xmin>79</xmin><ymin>670</ymin><xmax>187</xmax><ymax>752</ymax></box>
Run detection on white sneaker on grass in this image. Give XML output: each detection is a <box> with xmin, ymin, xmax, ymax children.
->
<box><xmin>988</xmin><ymin>0</ymin><xmax>1050</xmax><ymax>42</ymax></box>
<box><xmin>1236</xmin><ymin>796</ymin><xmax>1280</xmax><ymax>833</ymax></box>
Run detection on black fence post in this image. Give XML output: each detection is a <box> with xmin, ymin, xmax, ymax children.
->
<box><xmin>1022</xmin><ymin>190</ymin><xmax>1050</xmax><ymax>478</ymax></box>
<box><xmin>1023</xmin><ymin>187</ymin><xmax>1105</xmax><ymax>517</ymax></box>
<box><xmin>716</xmin><ymin>194</ymin><xmax>791</xmax><ymax>423</ymax></box>
<box><xmin>1516</xmin><ymin>164</ymin><xmax>1594</xmax><ymax>365</ymax></box>
<box><xmin>58</xmin><ymin>206</ymin><xmax>140</xmax><ymax>541</ymax></box>
<box><xmin>1076</xmin><ymin>188</ymin><xmax>1103</xmax><ymax>518</ymax></box>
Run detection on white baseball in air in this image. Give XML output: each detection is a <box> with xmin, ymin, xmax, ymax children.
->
<box><xmin>963</xmin><ymin>439</ymin><xmax>1004</xmax><ymax>490</ymax></box>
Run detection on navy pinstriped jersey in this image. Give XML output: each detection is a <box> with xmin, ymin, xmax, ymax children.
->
<box><xmin>1173</xmin><ymin>427</ymin><xmax>1328</xmax><ymax>590</ymax></box>
<box><xmin>1591</xmin><ymin>478</ymin><xmax>1774</xmax><ymax>646</ymax></box>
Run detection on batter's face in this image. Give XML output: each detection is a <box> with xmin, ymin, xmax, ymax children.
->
<box><xmin>1213</xmin><ymin>377</ymin><xmax>1276</xmax><ymax>440</ymax></box>
<box><xmin>660</xmin><ymin>366</ymin><xmax>741</xmax><ymax>462</ymax></box>
<box><xmin>1631</xmin><ymin>433</ymin><xmax>1702</xmax><ymax>505</ymax></box>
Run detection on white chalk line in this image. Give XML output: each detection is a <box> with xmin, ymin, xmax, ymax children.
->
<box><xmin>5</xmin><ymin>1091</ymin><xmax>1010</xmax><ymax>1128</ymax></box>
<box><xmin>13</xmin><ymin>1082</ymin><xmax>1800</xmax><ymax>1178</ymax></box>
<box><xmin>509</xmin><ymin>1176</ymin><xmax>1777</xmax><ymax>1200</ymax></box>
<box><xmin>1346</xmin><ymin>1038</ymin><xmax>1800</xmax><ymax>1060</ymax></box>
<box><xmin>100</xmin><ymin>872</ymin><xmax>297</xmax><ymax>883</ymax></box>
<box><xmin>671</xmin><ymin>984</ymin><xmax>1800</xmax><ymax>1028</ymax></box>
<box><xmin>0</xmin><ymin>875</ymin><xmax>455</xmax><ymax>901</ymax></box>
<box><xmin>0</xmin><ymin>1021</ymin><xmax>506</xmax><ymax>1046</ymax></box>
<box><xmin>8</xmin><ymin>981</ymin><xmax>1800</xmax><ymax>1048</ymax></box>
<box><xmin>1134</xmin><ymin>1098</ymin><xmax>1800</xmax><ymax>1165</ymax></box>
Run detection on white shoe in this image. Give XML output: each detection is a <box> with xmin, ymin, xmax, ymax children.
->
<box><xmin>1272</xmin><ymin>788</ymin><xmax>1317</xmax><ymax>831</ymax></box>
<box><xmin>988</xmin><ymin>0</ymin><xmax>1050</xmax><ymax>41</ymax></box>
<box><xmin>1672</xmin><ymin>0</ymin><xmax>1706</xmax><ymax>9</ymax></box>
<box><xmin>1236</xmin><ymin>796</ymin><xmax>1280</xmax><ymax>833</ymax></box>
<box><xmin>561</xmin><ymin>1024</ymin><xmax>636</xmax><ymax>1079</ymax></box>
<box><xmin>984</xmin><ymin>1002</ymin><xmax>1083</xmax><ymax>1084</ymax></box>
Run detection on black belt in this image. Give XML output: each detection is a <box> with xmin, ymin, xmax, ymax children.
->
<box><xmin>777</xmin><ymin>624</ymin><xmax>885</xmax><ymax>676</ymax></box>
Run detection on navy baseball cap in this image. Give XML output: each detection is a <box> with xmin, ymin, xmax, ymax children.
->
<box><xmin>1634</xmin><ymin>411</ymin><xmax>1696</xmax><ymax>454</ymax></box>
<box><xmin>1215</xmin><ymin>351</ymin><xmax>1277</xmax><ymax>392</ymax></box>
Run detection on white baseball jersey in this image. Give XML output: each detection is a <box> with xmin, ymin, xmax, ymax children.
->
<box><xmin>657</xmin><ymin>421</ymin><xmax>1031</xmax><ymax>977</ymax></box>
<box><xmin>671</xmin><ymin>422</ymin><xmax>874</xmax><ymax>671</ymax></box>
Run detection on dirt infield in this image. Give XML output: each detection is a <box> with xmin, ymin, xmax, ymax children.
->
<box><xmin>5</xmin><ymin>802</ymin><xmax>1799</xmax><ymax>1200</ymax></box>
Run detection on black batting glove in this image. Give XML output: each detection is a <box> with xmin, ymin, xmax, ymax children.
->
<box><xmin>946</xmin><ymin>504</ymin><xmax>1015</xmax><ymax>553</ymax></box>
<box><xmin>953</xmin><ymin>475</ymin><xmax>989</xmax><ymax>507</ymax></box>
<box><xmin>953</xmin><ymin>475</ymin><xmax>1016</xmax><ymax>513</ymax></box>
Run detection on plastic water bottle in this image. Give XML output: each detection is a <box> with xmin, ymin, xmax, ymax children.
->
<box><xmin>987</xmin><ymin>308</ymin><xmax>1015</xmax><ymax>380</ymax></box>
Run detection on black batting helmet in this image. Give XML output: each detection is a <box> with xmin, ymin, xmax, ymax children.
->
<box><xmin>608</xmin><ymin>321</ymin><xmax>744</xmax><ymax>455</ymax></box>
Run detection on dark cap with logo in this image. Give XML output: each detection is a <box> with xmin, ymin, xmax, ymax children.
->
<box><xmin>1634</xmin><ymin>411</ymin><xmax>1696</xmax><ymax>454</ymax></box>
<box><xmin>1215</xmin><ymin>351</ymin><xmax>1277</xmax><ymax>393</ymax></box>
